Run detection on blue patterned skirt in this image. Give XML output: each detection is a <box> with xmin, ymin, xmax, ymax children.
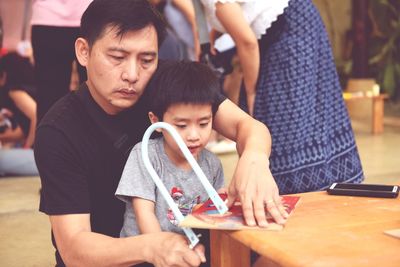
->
<box><xmin>241</xmin><ymin>0</ymin><xmax>364</xmax><ymax>194</ymax></box>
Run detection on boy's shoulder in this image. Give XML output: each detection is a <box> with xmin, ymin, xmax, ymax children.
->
<box><xmin>130</xmin><ymin>137</ymin><xmax>164</xmax><ymax>158</ymax></box>
<box><xmin>200</xmin><ymin>148</ymin><xmax>222</xmax><ymax>167</ymax></box>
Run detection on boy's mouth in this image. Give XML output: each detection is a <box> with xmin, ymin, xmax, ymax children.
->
<box><xmin>188</xmin><ymin>145</ymin><xmax>201</xmax><ymax>154</ymax></box>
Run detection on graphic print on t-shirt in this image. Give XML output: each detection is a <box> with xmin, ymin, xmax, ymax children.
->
<box><xmin>167</xmin><ymin>186</ymin><xmax>201</xmax><ymax>226</ymax></box>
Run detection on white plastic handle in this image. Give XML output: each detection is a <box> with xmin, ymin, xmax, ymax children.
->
<box><xmin>141</xmin><ymin>122</ymin><xmax>228</xmax><ymax>248</ymax></box>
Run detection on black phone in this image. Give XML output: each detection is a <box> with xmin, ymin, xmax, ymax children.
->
<box><xmin>327</xmin><ymin>183</ymin><xmax>399</xmax><ymax>198</ymax></box>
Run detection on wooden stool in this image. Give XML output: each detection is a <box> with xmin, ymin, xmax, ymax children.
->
<box><xmin>344</xmin><ymin>93</ymin><xmax>388</xmax><ymax>134</ymax></box>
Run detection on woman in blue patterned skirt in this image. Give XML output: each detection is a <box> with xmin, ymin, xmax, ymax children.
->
<box><xmin>201</xmin><ymin>0</ymin><xmax>364</xmax><ymax>194</ymax></box>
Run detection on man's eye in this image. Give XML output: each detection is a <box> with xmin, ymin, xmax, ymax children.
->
<box><xmin>110</xmin><ymin>55</ymin><xmax>124</xmax><ymax>61</ymax></box>
<box><xmin>200</xmin><ymin>121</ymin><xmax>210</xmax><ymax>127</ymax></box>
<box><xmin>142</xmin><ymin>58</ymin><xmax>155</xmax><ymax>65</ymax></box>
<box><xmin>175</xmin><ymin>124</ymin><xmax>186</xmax><ymax>129</ymax></box>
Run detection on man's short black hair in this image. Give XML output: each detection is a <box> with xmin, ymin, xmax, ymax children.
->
<box><xmin>81</xmin><ymin>0</ymin><xmax>166</xmax><ymax>48</ymax></box>
<box><xmin>148</xmin><ymin>61</ymin><xmax>222</xmax><ymax>119</ymax></box>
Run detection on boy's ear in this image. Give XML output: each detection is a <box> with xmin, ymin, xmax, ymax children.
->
<box><xmin>148</xmin><ymin>112</ymin><xmax>162</xmax><ymax>133</ymax></box>
<box><xmin>148</xmin><ymin>112</ymin><xmax>159</xmax><ymax>124</ymax></box>
<box><xmin>75</xmin><ymin>37</ymin><xmax>90</xmax><ymax>67</ymax></box>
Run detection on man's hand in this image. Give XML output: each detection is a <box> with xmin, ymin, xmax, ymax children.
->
<box><xmin>212</xmin><ymin>100</ymin><xmax>287</xmax><ymax>227</ymax></box>
<box><xmin>147</xmin><ymin>232</ymin><xmax>206</xmax><ymax>267</ymax></box>
<box><xmin>227</xmin><ymin>151</ymin><xmax>288</xmax><ymax>227</ymax></box>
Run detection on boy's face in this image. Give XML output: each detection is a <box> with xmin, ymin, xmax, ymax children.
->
<box><xmin>76</xmin><ymin>25</ymin><xmax>158</xmax><ymax>115</ymax></box>
<box><xmin>151</xmin><ymin>103</ymin><xmax>213</xmax><ymax>166</ymax></box>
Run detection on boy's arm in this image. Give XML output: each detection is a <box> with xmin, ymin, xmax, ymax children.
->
<box><xmin>132</xmin><ymin>197</ymin><xmax>162</xmax><ymax>233</ymax></box>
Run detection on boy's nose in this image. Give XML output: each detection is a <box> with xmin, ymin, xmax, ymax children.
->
<box><xmin>187</xmin><ymin>127</ymin><xmax>200</xmax><ymax>141</ymax></box>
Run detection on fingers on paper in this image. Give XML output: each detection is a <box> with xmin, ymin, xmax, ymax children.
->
<box><xmin>274</xmin><ymin>195</ymin><xmax>289</xmax><ymax>219</ymax></box>
<box><xmin>241</xmin><ymin>194</ymin><xmax>257</xmax><ymax>227</ymax></box>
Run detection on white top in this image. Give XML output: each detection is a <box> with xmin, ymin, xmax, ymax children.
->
<box><xmin>31</xmin><ymin>0</ymin><xmax>93</xmax><ymax>27</ymax></box>
<box><xmin>200</xmin><ymin>0</ymin><xmax>290</xmax><ymax>39</ymax></box>
<box><xmin>164</xmin><ymin>0</ymin><xmax>194</xmax><ymax>48</ymax></box>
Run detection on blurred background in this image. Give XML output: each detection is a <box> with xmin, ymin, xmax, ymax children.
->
<box><xmin>0</xmin><ymin>0</ymin><xmax>399</xmax><ymax>266</ymax></box>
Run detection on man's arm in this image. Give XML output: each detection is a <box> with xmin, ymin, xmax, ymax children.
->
<box><xmin>213</xmin><ymin>100</ymin><xmax>288</xmax><ymax>227</ymax></box>
<box><xmin>133</xmin><ymin>197</ymin><xmax>162</xmax><ymax>233</ymax></box>
<box><xmin>50</xmin><ymin>213</ymin><xmax>204</xmax><ymax>267</ymax></box>
<box><xmin>36</xmin><ymin>126</ymin><xmax>205</xmax><ymax>267</ymax></box>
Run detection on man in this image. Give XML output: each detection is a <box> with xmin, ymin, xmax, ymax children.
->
<box><xmin>34</xmin><ymin>0</ymin><xmax>287</xmax><ymax>266</ymax></box>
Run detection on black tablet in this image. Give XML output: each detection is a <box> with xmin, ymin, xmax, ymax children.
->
<box><xmin>327</xmin><ymin>183</ymin><xmax>399</xmax><ymax>198</ymax></box>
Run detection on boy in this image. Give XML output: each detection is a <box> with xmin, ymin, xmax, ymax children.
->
<box><xmin>116</xmin><ymin>61</ymin><xmax>224</xmax><ymax>239</ymax></box>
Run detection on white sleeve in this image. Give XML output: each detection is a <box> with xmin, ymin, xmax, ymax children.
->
<box><xmin>201</xmin><ymin>0</ymin><xmax>290</xmax><ymax>39</ymax></box>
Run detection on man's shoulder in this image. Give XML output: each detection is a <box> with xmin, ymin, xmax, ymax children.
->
<box><xmin>38</xmin><ymin>92</ymin><xmax>84</xmax><ymax>130</ymax></box>
<box><xmin>35</xmin><ymin>91</ymin><xmax>93</xmax><ymax>148</ymax></box>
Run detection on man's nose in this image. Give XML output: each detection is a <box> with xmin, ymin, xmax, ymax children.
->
<box><xmin>122</xmin><ymin>62</ymin><xmax>139</xmax><ymax>83</ymax></box>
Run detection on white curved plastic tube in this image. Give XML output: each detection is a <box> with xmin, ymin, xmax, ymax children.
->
<box><xmin>141</xmin><ymin>122</ymin><xmax>228</xmax><ymax>248</ymax></box>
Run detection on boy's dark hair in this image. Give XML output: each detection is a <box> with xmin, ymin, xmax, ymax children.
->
<box><xmin>148</xmin><ymin>61</ymin><xmax>222</xmax><ymax>119</ymax></box>
<box><xmin>81</xmin><ymin>0</ymin><xmax>166</xmax><ymax>48</ymax></box>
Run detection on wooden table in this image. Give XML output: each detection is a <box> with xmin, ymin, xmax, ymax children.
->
<box><xmin>210</xmin><ymin>191</ymin><xmax>400</xmax><ymax>267</ymax></box>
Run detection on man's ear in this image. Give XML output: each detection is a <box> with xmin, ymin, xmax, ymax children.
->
<box><xmin>75</xmin><ymin>37</ymin><xmax>90</xmax><ymax>67</ymax></box>
<box><xmin>148</xmin><ymin>112</ymin><xmax>163</xmax><ymax>133</ymax></box>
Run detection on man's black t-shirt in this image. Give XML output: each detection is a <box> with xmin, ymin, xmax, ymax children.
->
<box><xmin>35</xmin><ymin>83</ymin><xmax>151</xmax><ymax>265</ymax></box>
<box><xmin>35</xmin><ymin>68</ymin><xmax>226</xmax><ymax>266</ymax></box>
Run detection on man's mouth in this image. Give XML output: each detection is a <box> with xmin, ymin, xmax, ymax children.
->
<box><xmin>117</xmin><ymin>88</ymin><xmax>138</xmax><ymax>97</ymax></box>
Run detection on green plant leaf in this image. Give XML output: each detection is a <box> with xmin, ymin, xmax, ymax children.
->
<box><xmin>382</xmin><ymin>63</ymin><xmax>395</xmax><ymax>95</ymax></box>
<box><xmin>368</xmin><ymin>0</ymin><xmax>400</xmax><ymax>99</ymax></box>
<box><xmin>369</xmin><ymin>41</ymin><xmax>392</xmax><ymax>65</ymax></box>
<box><xmin>378</xmin><ymin>0</ymin><xmax>399</xmax><ymax>16</ymax></box>
<box><xmin>394</xmin><ymin>63</ymin><xmax>400</xmax><ymax>95</ymax></box>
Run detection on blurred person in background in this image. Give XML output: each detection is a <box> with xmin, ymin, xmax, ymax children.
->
<box><xmin>150</xmin><ymin>0</ymin><xmax>200</xmax><ymax>61</ymax></box>
<box><xmin>0</xmin><ymin>52</ymin><xmax>36</xmax><ymax>148</ymax></box>
<box><xmin>162</xmin><ymin>0</ymin><xmax>201</xmax><ymax>60</ymax></box>
<box><xmin>30</xmin><ymin>0</ymin><xmax>91</xmax><ymax>122</ymax></box>
<box><xmin>200</xmin><ymin>0</ymin><xmax>364</xmax><ymax>194</ymax></box>
<box><xmin>0</xmin><ymin>52</ymin><xmax>38</xmax><ymax>176</ymax></box>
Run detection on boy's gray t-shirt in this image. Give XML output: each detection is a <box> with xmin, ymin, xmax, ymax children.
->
<box><xmin>115</xmin><ymin>137</ymin><xmax>224</xmax><ymax>237</ymax></box>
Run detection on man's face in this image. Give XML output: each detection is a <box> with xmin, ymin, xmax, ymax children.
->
<box><xmin>161</xmin><ymin>103</ymin><xmax>213</xmax><ymax>167</ymax></box>
<box><xmin>81</xmin><ymin>25</ymin><xmax>158</xmax><ymax>114</ymax></box>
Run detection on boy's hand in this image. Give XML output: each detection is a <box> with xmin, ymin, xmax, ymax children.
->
<box><xmin>217</xmin><ymin>187</ymin><xmax>227</xmax><ymax>195</ymax></box>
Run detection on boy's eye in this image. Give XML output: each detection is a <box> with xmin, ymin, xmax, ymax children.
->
<box><xmin>175</xmin><ymin>124</ymin><xmax>186</xmax><ymax>129</ymax></box>
<box><xmin>200</xmin><ymin>121</ymin><xmax>210</xmax><ymax>127</ymax></box>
